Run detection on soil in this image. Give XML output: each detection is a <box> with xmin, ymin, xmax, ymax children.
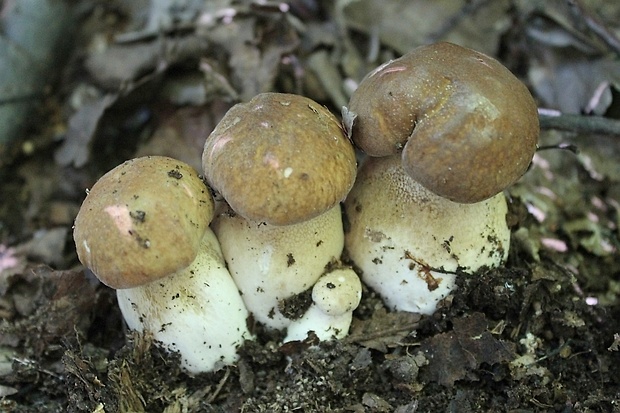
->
<box><xmin>1</xmin><ymin>1</ymin><xmax>619</xmax><ymax>412</ymax></box>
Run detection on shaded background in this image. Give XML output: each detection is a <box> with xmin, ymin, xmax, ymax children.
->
<box><xmin>0</xmin><ymin>0</ymin><xmax>619</xmax><ymax>412</ymax></box>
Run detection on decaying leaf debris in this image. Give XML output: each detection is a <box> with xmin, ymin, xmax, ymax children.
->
<box><xmin>1</xmin><ymin>1</ymin><xmax>620</xmax><ymax>412</ymax></box>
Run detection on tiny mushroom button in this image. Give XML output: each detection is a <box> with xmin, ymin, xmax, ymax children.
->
<box><xmin>313</xmin><ymin>268</ymin><xmax>363</xmax><ymax>317</ymax></box>
<box><xmin>286</xmin><ymin>267</ymin><xmax>362</xmax><ymax>342</ymax></box>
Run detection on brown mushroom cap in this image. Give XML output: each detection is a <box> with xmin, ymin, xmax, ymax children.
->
<box><xmin>202</xmin><ymin>93</ymin><xmax>357</xmax><ymax>225</ymax></box>
<box><xmin>73</xmin><ymin>156</ymin><xmax>214</xmax><ymax>289</ymax></box>
<box><xmin>348</xmin><ymin>42</ymin><xmax>539</xmax><ymax>203</ymax></box>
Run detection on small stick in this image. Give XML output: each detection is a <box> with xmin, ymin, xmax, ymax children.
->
<box><xmin>539</xmin><ymin>110</ymin><xmax>620</xmax><ymax>136</ymax></box>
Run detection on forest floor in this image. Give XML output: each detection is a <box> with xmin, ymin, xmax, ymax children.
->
<box><xmin>1</xmin><ymin>1</ymin><xmax>619</xmax><ymax>412</ymax></box>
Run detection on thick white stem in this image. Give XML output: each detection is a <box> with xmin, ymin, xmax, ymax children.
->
<box><xmin>285</xmin><ymin>306</ymin><xmax>353</xmax><ymax>342</ymax></box>
<box><xmin>345</xmin><ymin>156</ymin><xmax>510</xmax><ymax>315</ymax></box>
<box><xmin>213</xmin><ymin>205</ymin><xmax>344</xmax><ymax>330</ymax></box>
<box><xmin>116</xmin><ymin>228</ymin><xmax>252</xmax><ymax>373</ymax></box>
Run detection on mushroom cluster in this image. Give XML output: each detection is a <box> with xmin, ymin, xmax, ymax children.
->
<box><xmin>73</xmin><ymin>94</ymin><xmax>362</xmax><ymax>374</ymax></box>
<box><xmin>73</xmin><ymin>42</ymin><xmax>539</xmax><ymax>372</ymax></box>
<box><xmin>343</xmin><ymin>42</ymin><xmax>539</xmax><ymax>314</ymax></box>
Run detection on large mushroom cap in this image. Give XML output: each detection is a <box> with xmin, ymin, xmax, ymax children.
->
<box><xmin>74</xmin><ymin>156</ymin><xmax>214</xmax><ymax>289</ymax></box>
<box><xmin>348</xmin><ymin>42</ymin><xmax>539</xmax><ymax>203</ymax></box>
<box><xmin>202</xmin><ymin>93</ymin><xmax>357</xmax><ymax>226</ymax></box>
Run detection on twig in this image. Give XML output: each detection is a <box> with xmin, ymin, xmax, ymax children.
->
<box><xmin>539</xmin><ymin>112</ymin><xmax>620</xmax><ymax>136</ymax></box>
<box><xmin>206</xmin><ymin>368</ymin><xmax>231</xmax><ymax>404</ymax></box>
<box><xmin>536</xmin><ymin>143</ymin><xmax>579</xmax><ymax>154</ymax></box>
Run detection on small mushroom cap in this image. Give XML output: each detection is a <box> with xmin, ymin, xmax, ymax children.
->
<box><xmin>73</xmin><ymin>156</ymin><xmax>214</xmax><ymax>289</ymax></box>
<box><xmin>348</xmin><ymin>42</ymin><xmax>539</xmax><ymax>203</ymax></box>
<box><xmin>312</xmin><ymin>268</ymin><xmax>362</xmax><ymax>317</ymax></box>
<box><xmin>202</xmin><ymin>93</ymin><xmax>357</xmax><ymax>226</ymax></box>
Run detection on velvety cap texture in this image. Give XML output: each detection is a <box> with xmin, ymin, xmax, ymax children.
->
<box><xmin>203</xmin><ymin>93</ymin><xmax>356</xmax><ymax>225</ymax></box>
<box><xmin>348</xmin><ymin>42</ymin><xmax>539</xmax><ymax>203</ymax></box>
<box><xmin>74</xmin><ymin>156</ymin><xmax>214</xmax><ymax>288</ymax></box>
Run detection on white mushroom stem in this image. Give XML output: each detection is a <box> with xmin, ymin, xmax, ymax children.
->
<box><xmin>212</xmin><ymin>204</ymin><xmax>344</xmax><ymax>330</ymax></box>
<box><xmin>344</xmin><ymin>155</ymin><xmax>510</xmax><ymax>315</ymax></box>
<box><xmin>116</xmin><ymin>228</ymin><xmax>252</xmax><ymax>374</ymax></box>
<box><xmin>285</xmin><ymin>268</ymin><xmax>362</xmax><ymax>342</ymax></box>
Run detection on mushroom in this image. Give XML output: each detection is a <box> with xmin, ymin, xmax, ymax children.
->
<box><xmin>204</xmin><ymin>92</ymin><xmax>357</xmax><ymax>226</ymax></box>
<box><xmin>285</xmin><ymin>267</ymin><xmax>362</xmax><ymax>342</ymax></box>
<box><xmin>345</xmin><ymin>155</ymin><xmax>510</xmax><ymax>314</ymax></box>
<box><xmin>202</xmin><ymin>92</ymin><xmax>361</xmax><ymax>338</ymax></box>
<box><xmin>346</xmin><ymin>41</ymin><xmax>539</xmax><ymax>203</ymax></box>
<box><xmin>73</xmin><ymin>156</ymin><xmax>252</xmax><ymax>373</ymax></box>
<box><xmin>343</xmin><ymin>42</ymin><xmax>539</xmax><ymax>314</ymax></box>
<box><xmin>211</xmin><ymin>203</ymin><xmax>345</xmax><ymax>330</ymax></box>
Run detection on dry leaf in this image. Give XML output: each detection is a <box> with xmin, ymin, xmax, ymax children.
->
<box><xmin>342</xmin><ymin>0</ymin><xmax>510</xmax><ymax>56</ymax></box>
<box><xmin>418</xmin><ymin>312</ymin><xmax>516</xmax><ymax>387</ymax></box>
<box><xmin>347</xmin><ymin>308</ymin><xmax>421</xmax><ymax>352</ymax></box>
<box><xmin>200</xmin><ymin>11</ymin><xmax>299</xmax><ymax>100</ymax></box>
<box><xmin>54</xmin><ymin>94</ymin><xmax>118</xmax><ymax>168</ymax></box>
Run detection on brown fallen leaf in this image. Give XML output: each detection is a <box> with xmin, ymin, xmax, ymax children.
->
<box><xmin>346</xmin><ymin>307</ymin><xmax>421</xmax><ymax>352</ymax></box>
<box><xmin>418</xmin><ymin>312</ymin><xmax>516</xmax><ymax>387</ymax></box>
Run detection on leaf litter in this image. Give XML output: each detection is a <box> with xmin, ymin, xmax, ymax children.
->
<box><xmin>0</xmin><ymin>1</ymin><xmax>620</xmax><ymax>412</ymax></box>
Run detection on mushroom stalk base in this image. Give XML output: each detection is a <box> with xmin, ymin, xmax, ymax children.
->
<box><xmin>285</xmin><ymin>306</ymin><xmax>353</xmax><ymax>342</ymax></box>
<box><xmin>345</xmin><ymin>156</ymin><xmax>510</xmax><ymax>314</ymax></box>
<box><xmin>116</xmin><ymin>229</ymin><xmax>252</xmax><ymax>373</ymax></box>
<box><xmin>213</xmin><ymin>204</ymin><xmax>345</xmax><ymax>330</ymax></box>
